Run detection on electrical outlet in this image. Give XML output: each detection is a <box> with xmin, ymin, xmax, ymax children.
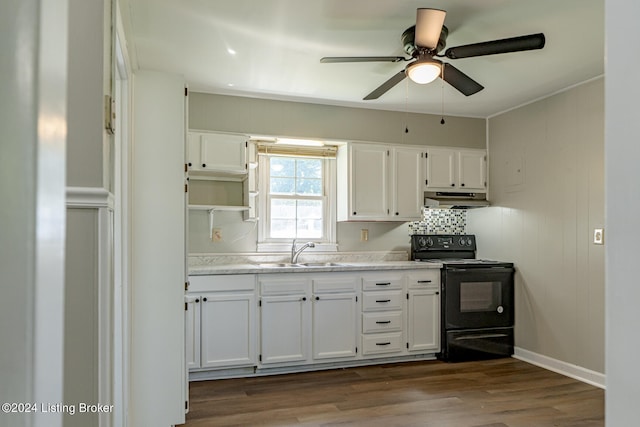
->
<box><xmin>212</xmin><ymin>228</ymin><xmax>222</xmax><ymax>242</ymax></box>
<box><xmin>361</xmin><ymin>229</ymin><xmax>368</xmax><ymax>242</ymax></box>
<box><xmin>593</xmin><ymin>228</ymin><xmax>604</xmax><ymax>245</ymax></box>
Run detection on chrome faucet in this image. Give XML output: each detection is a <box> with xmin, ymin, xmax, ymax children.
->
<box><xmin>291</xmin><ymin>239</ymin><xmax>315</xmax><ymax>264</ymax></box>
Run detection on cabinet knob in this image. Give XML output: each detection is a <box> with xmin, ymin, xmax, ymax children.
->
<box><xmin>461</xmin><ymin>183</ymin><xmax>465</xmax><ymax>187</ymax></box>
<box><xmin>195</xmin><ymin>298</ymin><xmax>200</xmax><ymax>303</ymax></box>
<box><xmin>435</xmin><ymin>292</ymin><xmax>439</xmax><ymax>295</ymax></box>
<box><xmin>353</xmin><ymin>212</ymin><xmax>357</xmax><ymax>215</ymax></box>
<box><xmin>188</xmin><ymin>162</ymin><xmax>192</xmax><ymax>167</ymax></box>
<box><xmin>202</xmin><ymin>297</ymin><xmax>207</xmax><ymax>302</ymax></box>
<box><xmin>315</xmin><ymin>296</ymin><xmax>320</xmax><ymax>301</ymax></box>
<box><xmin>395</xmin><ymin>212</ymin><xmax>399</xmax><ymax>215</ymax></box>
<box><xmin>451</xmin><ymin>183</ymin><xmax>455</xmax><ymax>187</ymax></box>
<box><xmin>202</xmin><ymin>163</ymin><xmax>206</xmax><ymax>168</ymax></box>
<box><xmin>302</xmin><ymin>297</ymin><xmax>307</xmax><ymax>301</ymax></box>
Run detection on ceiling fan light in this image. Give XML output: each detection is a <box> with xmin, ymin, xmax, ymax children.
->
<box><xmin>407</xmin><ymin>60</ymin><xmax>441</xmax><ymax>84</ymax></box>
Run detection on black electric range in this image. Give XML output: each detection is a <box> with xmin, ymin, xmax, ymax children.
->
<box><xmin>410</xmin><ymin>234</ymin><xmax>515</xmax><ymax>362</ymax></box>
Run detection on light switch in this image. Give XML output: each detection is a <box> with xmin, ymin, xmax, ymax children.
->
<box><xmin>361</xmin><ymin>229</ymin><xmax>369</xmax><ymax>242</ymax></box>
<box><xmin>593</xmin><ymin>228</ymin><xmax>604</xmax><ymax>245</ymax></box>
<box><xmin>212</xmin><ymin>228</ymin><xmax>222</xmax><ymax>242</ymax></box>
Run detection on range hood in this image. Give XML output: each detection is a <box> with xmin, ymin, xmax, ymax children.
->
<box><xmin>424</xmin><ymin>191</ymin><xmax>490</xmax><ymax>209</ymax></box>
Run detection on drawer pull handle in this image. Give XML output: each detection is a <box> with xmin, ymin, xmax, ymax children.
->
<box><xmin>376</xmin><ymin>299</ymin><xmax>391</xmax><ymax>303</ymax></box>
<box><xmin>376</xmin><ymin>342</ymin><xmax>391</xmax><ymax>346</ymax></box>
<box><xmin>375</xmin><ymin>320</ymin><xmax>391</xmax><ymax>324</ymax></box>
<box><xmin>417</xmin><ymin>280</ymin><xmax>432</xmax><ymax>283</ymax></box>
<box><xmin>375</xmin><ymin>282</ymin><xmax>391</xmax><ymax>286</ymax></box>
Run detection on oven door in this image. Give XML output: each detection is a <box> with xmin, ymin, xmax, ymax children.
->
<box><xmin>443</xmin><ymin>266</ymin><xmax>514</xmax><ymax>330</ymax></box>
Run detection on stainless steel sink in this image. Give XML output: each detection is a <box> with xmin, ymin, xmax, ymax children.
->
<box><xmin>256</xmin><ymin>262</ymin><xmax>346</xmax><ymax>268</ymax></box>
<box><xmin>297</xmin><ymin>262</ymin><xmax>346</xmax><ymax>267</ymax></box>
<box><xmin>257</xmin><ymin>263</ymin><xmax>301</xmax><ymax>268</ymax></box>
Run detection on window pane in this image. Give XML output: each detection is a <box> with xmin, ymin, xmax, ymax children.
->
<box><xmin>270</xmin><ymin>177</ymin><xmax>295</xmax><ymax>194</ymax></box>
<box><xmin>297</xmin><ymin>199</ymin><xmax>323</xmax><ymax>219</ymax></box>
<box><xmin>297</xmin><ymin>219</ymin><xmax>322</xmax><ymax>238</ymax></box>
<box><xmin>271</xmin><ymin>219</ymin><xmax>296</xmax><ymax>238</ymax></box>
<box><xmin>296</xmin><ymin>159</ymin><xmax>322</xmax><ymax>179</ymax></box>
<box><xmin>271</xmin><ymin>199</ymin><xmax>296</xmax><ymax>219</ymax></box>
<box><xmin>270</xmin><ymin>157</ymin><xmax>295</xmax><ymax>177</ymax></box>
<box><xmin>296</xmin><ymin>178</ymin><xmax>322</xmax><ymax>195</ymax></box>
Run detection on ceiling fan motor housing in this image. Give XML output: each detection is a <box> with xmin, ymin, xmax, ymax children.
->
<box><xmin>402</xmin><ymin>25</ymin><xmax>449</xmax><ymax>56</ymax></box>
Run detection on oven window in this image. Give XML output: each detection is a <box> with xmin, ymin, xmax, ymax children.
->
<box><xmin>460</xmin><ymin>281</ymin><xmax>502</xmax><ymax>312</ymax></box>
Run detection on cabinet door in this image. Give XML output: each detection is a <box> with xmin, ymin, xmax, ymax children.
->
<box><xmin>260</xmin><ymin>295</ymin><xmax>310</xmax><ymax>365</ymax></box>
<box><xmin>199</xmin><ymin>132</ymin><xmax>246</xmax><ymax>174</ymax></box>
<box><xmin>184</xmin><ymin>295</ymin><xmax>201</xmax><ymax>370</ymax></box>
<box><xmin>350</xmin><ymin>144</ymin><xmax>389</xmax><ymax>219</ymax></box>
<box><xmin>407</xmin><ymin>289</ymin><xmax>440</xmax><ymax>352</ymax></box>
<box><xmin>426</xmin><ymin>148</ymin><xmax>456</xmax><ymax>189</ymax></box>
<box><xmin>186</xmin><ymin>133</ymin><xmax>201</xmax><ymax>171</ymax></box>
<box><xmin>458</xmin><ymin>150</ymin><xmax>486</xmax><ymax>191</ymax></box>
<box><xmin>392</xmin><ymin>147</ymin><xmax>424</xmax><ymax>220</ymax></box>
<box><xmin>312</xmin><ymin>293</ymin><xmax>357</xmax><ymax>360</ymax></box>
<box><xmin>200</xmin><ymin>292</ymin><xmax>256</xmax><ymax>368</ymax></box>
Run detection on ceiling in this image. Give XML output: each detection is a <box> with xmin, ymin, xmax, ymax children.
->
<box><xmin>120</xmin><ymin>0</ymin><xmax>604</xmax><ymax>118</ymax></box>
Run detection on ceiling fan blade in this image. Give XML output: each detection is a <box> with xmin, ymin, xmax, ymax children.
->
<box><xmin>415</xmin><ymin>8</ymin><xmax>446</xmax><ymax>50</ymax></box>
<box><xmin>364</xmin><ymin>70</ymin><xmax>407</xmax><ymax>100</ymax></box>
<box><xmin>444</xmin><ymin>33</ymin><xmax>546</xmax><ymax>59</ymax></box>
<box><xmin>321</xmin><ymin>56</ymin><xmax>407</xmax><ymax>63</ymax></box>
<box><xmin>442</xmin><ymin>63</ymin><xmax>484</xmax><ymax>96</ymax></box>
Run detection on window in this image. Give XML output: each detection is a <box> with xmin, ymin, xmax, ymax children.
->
<box><xmin>258</xmin><ymin>149</ymin><xmax>336</xmax><ymax>251</ymax></box>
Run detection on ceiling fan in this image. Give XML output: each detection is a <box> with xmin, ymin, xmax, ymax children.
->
<box><xmin>320</xmin><ymin>8</ymin><xmax>545</xmax><ymax>100</ymax></box>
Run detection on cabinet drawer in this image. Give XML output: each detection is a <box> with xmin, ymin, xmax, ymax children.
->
<box><xmin>361</xmin><ymin>332</ymin><xmax>403</xmax><ymax>355</ymax></box>
<box><xmin>362</xmin><ymin>290</ymin><xmax>403</xmax><ymax>311</ymax></box>
<box><xmin>189</xmin><ymin>274</ymin><xmax>256</xmax><ymax>293</ymax></box>
<box><xmin>260</xmin><ymin>278</ymin><xmax>308</xmax><ymax>295</ymax></box>
<box><xmin>312</xmin><ymin>275</ymin><xmax>358</xmax><ymax>294</ymax></box>
<box><xmin>362</xmin><ymin>311</ymin><xmax>403</xmax><ymax>333</ymax></box>
<box><xmin>362</xmin><ymin>276</ymin><xmax>403</xmax><ymax>291</ymax></box>
<box><xmin>407</xmin><ymin>271</ymin><xmax>440</xmax><ymax>289</ymax></box>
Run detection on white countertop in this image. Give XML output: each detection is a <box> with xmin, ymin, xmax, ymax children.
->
<box><xmin>189</xmin><ymin>260</ymin><xmax>442</xmax><ymax>275</ymax></box>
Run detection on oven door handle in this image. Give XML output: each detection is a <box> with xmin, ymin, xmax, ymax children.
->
<box><xmin>447</xmin><ymin>267</ymin><xmax>514</xmax><ymax>273</ymax></box>
<box><xmin>454</xmin><ymin>333</ymin><xmax>510</xmax><ymax>340</ymax></box>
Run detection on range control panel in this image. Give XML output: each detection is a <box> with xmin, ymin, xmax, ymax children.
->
<box><xmin>411</xmin><ymin>234</ymin><xmax>476</xmax><ymax>252</ymax></box>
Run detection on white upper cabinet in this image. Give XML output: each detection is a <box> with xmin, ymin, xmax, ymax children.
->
<box><xmin>457</xmin><ymin>149</ymin><xmax>486</xmax><ymax>191</ymax></box>
<box><xmin>391</xmin><ymin>146</ymin><xmax>425</xmax><ymax>220</ymax></box>
<box><xmin>187</xmin><ymin>131</ymin><xmax>248</xmax><ymax>176</ymax></box>
<box><xmin>426</xmin><ymin>147</ymin><xmax>486</xmax><ymax>192</ymax></box>
<box><xmin>337</xmin><ymin>142</ymin><xmax>424</xmax><ymax>221</ymax></box>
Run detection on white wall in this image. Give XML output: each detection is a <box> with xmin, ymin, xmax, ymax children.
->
<box><xmin>605</xmin><ymin>0</ymin><xmax>640</xmax><ymax>423</ymax></box>
<box><xmin>468</xmin><ymin>78</ymin><xmax>605</xmax><ymax>374</ymax></box>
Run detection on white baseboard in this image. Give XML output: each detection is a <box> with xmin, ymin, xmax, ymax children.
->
<box><xmin>513</xmin><ymin>347</ymin><xmax>605</xmax><ymax>389</ymax></box>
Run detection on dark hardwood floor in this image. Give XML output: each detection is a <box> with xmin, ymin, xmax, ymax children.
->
<box><xmin>184</xmin><ymin>358</ymin><xmax>604</xmax><ymax>427</ymax></box>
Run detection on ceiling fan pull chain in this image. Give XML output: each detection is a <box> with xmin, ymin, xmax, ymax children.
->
<box><xmin>440</xmin><ymin>66</ymin><xmax>446</xmax><ymax>125</ymax></box>
<box><xmin>404</xmin><ymin>77</ymin><xmax>409</xmax><ymax>133</ymax></box>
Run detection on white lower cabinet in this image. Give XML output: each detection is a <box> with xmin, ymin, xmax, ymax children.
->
<box><xmin>200</xmin><ymin>292</ymin><xmax>256</xmax><ymax>368</ymax></box>
<box><xmin>312</xmin><ymin>275</ymin><xmax>358</xmax><ymax>360</ymax></box>
<box><xmin>185</xmin><ymin>295</ymin><xmax>201</xmax><ymax>370</ymax></box>
<box><xmin>186</xmin><ymin>274</ymin><xmax>257</xmax><ymax>371</ymax></box>
<box><xmin>406</xmin><ymin>271</ymin><xmax>441</xmax><ymax>353</ymax></box>
<box><xmin>361</xmin><ymin>273</ymin><xmax>405</xmax><ymax>356</ymax></box>
<box><xmin>188</xmin><ymin>268</ymin><xmax>441</xmax><ymax>377</ymax></box>
<box><xmin>259</xmin><ymin>277</ymin><xmax>311</xmax><ymax>366</ymax></box>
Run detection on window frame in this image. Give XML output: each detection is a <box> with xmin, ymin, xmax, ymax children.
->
<box><xmin>257</xmin><ymin>153</ymin><xmax>337</xmax><ymax>252</ymax></box>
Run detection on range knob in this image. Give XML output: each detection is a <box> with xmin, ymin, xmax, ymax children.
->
<box><xmin>426</xmin><ymin>237</ymin><xmax>434</xmax><ymax>247</ymax></box>
<box><xmin>417</xmin><ymin>237</ymin><xmax>427</xmax><ymax>248</ymax></box>
<box><xmin>466</xmin><ymin>238</ymin><xmax>473</xmax><ymax>246</ymax></box>
<box><xmin>459</xmin><ymin>237</ymin><xmax>466</xmax><ymax>246</ymax></box>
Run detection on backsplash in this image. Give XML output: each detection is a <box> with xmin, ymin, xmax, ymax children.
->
<box><xmin>408</xmin><ymin>208</ymin><xmax>467</xmax><ymax>235</ymax></box>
